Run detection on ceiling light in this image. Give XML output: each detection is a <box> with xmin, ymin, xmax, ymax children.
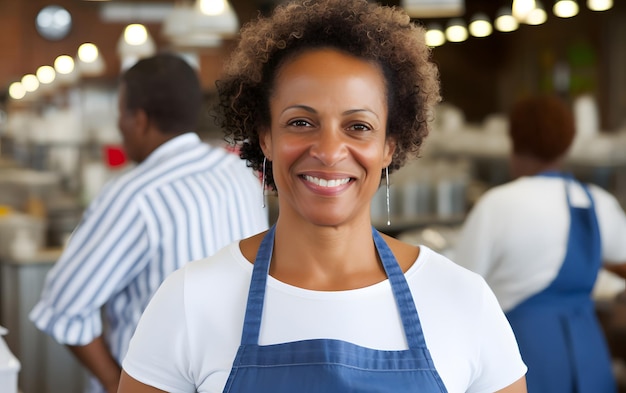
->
<box><xmin>553</xmin><ymin>0</ymin><xmax>579</xmax><ymax>18</ymax></box>
<box><xmin>526</xmin><ymin>1</ymin><xmax>547</xmax><ymax>25</ymax></box>
<box><xmin>495</xmin><ymin>7</ymin><xmax>519</xmax><ymax>32</ymax></box>
<box><xmin>445</xmin><ymin>19</ymin><xmax>468</xmax><ymax>43</ymax></box>
<box><xmin>163</xmin><ymin>0</ymin><xmax>239</xmax><ymax>48</ymax></box>
<box><xmin>425</xmin><ymin>24</ymin><xmax>446</xmax><ymax>47</ymax></box>
<box><xmin>587</xmin><ymin>0</ymin><xmax>612</xmax><ymax>11</ymax></box>
<box><xmin>117</xmin><ymin>24</ymin><xmax>156</xmax><ymax>69</ymax></box>
<box><xmin>197</xmin><ymin>0</ymin><xmax>225</xmax><ymax>15</ymax></box>
<box><xmin>512</xmin><ymin>0</ymin><xmax>536</xmax><ymax>21</ymax></box>
<box><xmin>54</xmin><ymin>55</ymin><xmax>75</xmax><ymax>75</ymax></box>
<box><xmin>21</xmin><ymin>74</ymin><xmax>40</xmax><ymax>92</ymax></box>
<box><xmin>54</xmin><ymin>55</ymin><xmax>79</xmax><ymax>85</ymax></box>
<box><xmin>9</xmin><ymin>82</ymin><xmax>26</xmax><ymax>100</ymax></box>
<box><xmin>77</xmin><ymin>43</ymin><xmax>106</xmax><ymax>76</ymax></box>
<box><xmin>191</xmin><ymin>0</ymin><xmax>239</xmax><ymax>39</ymax></box>
<box><xmin>124</xmin><ymin>24</ymin><xmax>149</xmax><ymax>46</ymax></box>
<box><xmin>36</xmin><ymin>65</ymin><xmax>56</xmax><ymax>85</ymax></box>
<box><xmin>78</xmin><ymin>43</ymin><xmax>99</xmax><ymax>63</ymax></box>
<box><xmin>469</xmin><ymin>13</ymin><xmax>493</xmax><ymax>38</ymax></box>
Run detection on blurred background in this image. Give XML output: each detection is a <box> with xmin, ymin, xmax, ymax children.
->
<box><xmin>1</xmin><ymin>1</ymin><xmax>626</xmax><ymax>392</ymax></box>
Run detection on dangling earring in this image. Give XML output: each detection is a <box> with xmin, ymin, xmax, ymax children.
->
<box><xmin>261</xmin><ymin>157</ymin><xmax>267</xmax><ymax>208</ymax></box>
<box><xmin>385</xmin><ymin>166</ymin><xmax>391</xmax><ymax>226</ymax></box>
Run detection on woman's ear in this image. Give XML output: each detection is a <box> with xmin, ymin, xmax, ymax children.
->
<box><xmin>383</xmin><ymin>136</ymin><xmax>396</xmax><ymax>167</ymax></box>
<box><xmin>259</xmin><ymin>127</ymin><xmax>272</xmax><ymax>160</ymax></box>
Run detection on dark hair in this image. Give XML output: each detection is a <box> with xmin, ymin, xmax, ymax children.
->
<box><xmin>509</xmin><ymin>95</ymin><xmax>575</xmax><ymax>162</ymax></box>
<box><xmin>214</xmin><ymin>0</ymin><xmax>440</xmax><ymax>190</ymax></box>
<box><xmin>121</xmin><ymin>53</ymin><xmax>202</xmax><ymax>134</ymax></box>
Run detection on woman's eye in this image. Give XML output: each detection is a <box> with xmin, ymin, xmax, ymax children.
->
<box><xmin>288</xmin><ymin>119</ymin><xmax>312</xmax><ymax>127</ymax></box>
<box><xmin>349</xmin><ymin>123</ymin><xmax>371</xmax><ymax>132</ymax></box>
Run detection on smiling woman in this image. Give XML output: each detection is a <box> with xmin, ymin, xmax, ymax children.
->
<box><xmin>118</xmin><ymin>1</ymin><xmax>528</xmax><ymax>392</ymax></box>
<box><xmin>259</xmin><ymin>48</ymin><xmax>392</xmax><ymax>228</ymax></box>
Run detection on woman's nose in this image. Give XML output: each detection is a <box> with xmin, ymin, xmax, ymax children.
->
<box><xmin>309</xmin><ymin>126</ymin><xmax>348</xmax><ymax>166</ymax></box>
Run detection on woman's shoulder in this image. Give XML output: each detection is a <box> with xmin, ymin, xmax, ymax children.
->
<box><xmin>385</xmin><ymin>233</ymin><xmax>485</xmax><ymax>285</ymax></box>
<box><xmin>179</xmin><ymin>241</ymin><xmax>254</xmax><ymax>288</ymax></box>
<box><xmin>409</xmin><ymin>246</ymin><xmax>492</xmax><ymax>294</ymax></box>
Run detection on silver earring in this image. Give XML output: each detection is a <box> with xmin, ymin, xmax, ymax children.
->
<box><xmin>385</xmin><ymin>166</ymin><xmax>391</xmax><ymax>226</ymax></box>
<box><xmin>261</xmin><ymin>157</ymin><xmax>267</xmax><ymax>208</ymax></box>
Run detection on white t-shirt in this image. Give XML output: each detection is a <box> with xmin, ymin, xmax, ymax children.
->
<box><xmin>454</xmin><ymin>176</ymin><xmax>626</xmax><ymax>312</ymax></box>
<box><xmin>123</xmin><ymin>241</ymin><xmax>526</xmax><ymax>393</ymax></box>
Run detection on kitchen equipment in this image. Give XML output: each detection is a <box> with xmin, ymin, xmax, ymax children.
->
<box><xmin>0</xmin><ymin>213</ymin><xmax>46</xmax><ymax>259</ymax></box>
<box><xmin>0</xmin><ymin>326</ymin><xmax>20</xmax><ymax>393</ymax></box>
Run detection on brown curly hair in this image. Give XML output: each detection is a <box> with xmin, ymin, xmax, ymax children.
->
<box><xmin>214</xmin><ymin>0</ymin><xmax>441</xmax><ymax>190</ymax></box>
<box><xmin>509</xmin><ymin>94</ymin><xmax>575</xmax><ymax>162</ymax></box>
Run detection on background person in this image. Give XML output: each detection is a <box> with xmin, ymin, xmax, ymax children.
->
<box><xmin>29</xmin><ymin>53</ymin><xmax>269</xmax><ymax>393</ymax></box>
<box><xmin>119</xmin><ymin>1</ymin><xmax>527</xmax><ymax>392</ymax></box>
<box><xmin>454</xmin><ymin>94</ymin><xmax>626</xmax><ymax>392</ymax></box>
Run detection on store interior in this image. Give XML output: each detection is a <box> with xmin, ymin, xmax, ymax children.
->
<box><xmin>0</xmin><ymin>0</ymin><xmax>626</xmax><ymax>392</ymax></box>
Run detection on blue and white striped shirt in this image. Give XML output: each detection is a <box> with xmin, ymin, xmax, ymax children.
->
<box><xmin>30</xmin><ymin>133</ymin><xmax>268</xmax><ymax>388</ymax></box>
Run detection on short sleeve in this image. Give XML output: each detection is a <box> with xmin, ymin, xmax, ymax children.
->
<box><xmin>29</xmin><ymin>191</ymin><xmax>150</xmax><ymax>345</ymax></box>
<box><xmin>453</xmin><ymin>194</ymin><xmax>499</xmax><ymax>276</ymax></box>
<box><xmin>467</xmin><ymin>281</ymin><xmax>527</xmax><ymax>393</ymax></box>
<box><xmin>593</xmin><ymin>186</ymin><xmax>626</xmax><ymax>263</ymax></box>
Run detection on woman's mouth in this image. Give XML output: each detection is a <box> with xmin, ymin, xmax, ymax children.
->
<box><xmin>302</xmin><ymin>175</ymin><xmax>352</xmax><ymax>188</ymax></box>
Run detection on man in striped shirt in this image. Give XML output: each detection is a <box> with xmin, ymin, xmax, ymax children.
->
<box><xmin>29</xmin><ymin>53</ymin><xmax>269</xmax><ymax>393</ymax></box>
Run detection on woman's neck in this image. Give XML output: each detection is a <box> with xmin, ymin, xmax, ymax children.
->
<box><xmin>269</xmin><ymin>217</ymin><xmax>386</xmax><ymax>290</ymax></box>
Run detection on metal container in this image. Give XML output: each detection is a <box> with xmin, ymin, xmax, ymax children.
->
<box><xmin>0</xmin><ymin>326</ymin><xmax>20</xmax><ymax>393</ymax></box>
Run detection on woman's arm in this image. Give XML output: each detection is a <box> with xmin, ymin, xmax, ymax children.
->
<box><xmin>495</xmin><ymin>376</ymin><xmax>527</xmax><ymax>393</ymax></box>
<box><xmin>603</xmin><ymin>263</ymin><xmax>626</xmax><ymax>280</ymax></box>
<box><xmin>117</xmin><ymin>371</ymin><xmax>167</xmax><ymax>393</ymax></box>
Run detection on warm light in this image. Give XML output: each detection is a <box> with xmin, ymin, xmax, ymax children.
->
<box><xmin>197</xmin><ymin>0</ymin><xmax>225</xmax><ymax>16</ymax></box>
<box><xmin>117</xmin><ymin>24</ymin><xmax>156</xmax><ymax>68</ymax></box>
<box><xmin>78</xmin><ymin>43</ymin><xmax>99</xmax><ymax>63</ymax></box>
<box><xmin>21</xmin><ymin>74</ymin><xmax>39</xmax><ymax>92</ymax></box>
<box><xmin>54</xmin><ymin>55</ymin><xmax>75</xmax><ymax>74</ymax></box>
<box><xmin>469</xmin><ymin>13</ymin><xmax>492</xmax><ymax>38</ymax></box>
<box><xmin>164</xmin><ymin>0</ymin><xmax>238</xmax><ymax>48</ymax></box>
<box><xmin>124</xmin><ymin>24</ymin><xmax>148</xmax><ymax>46</ymax></box>
<box><xmin>8</xmin><ymin>82</ymin><xmax>26</xmax><ymax>100</ymax></box>
<box><xmin>587</xmin><ymin>0</ymin><xmax>612</xmax><ymax>11</ymax></box>
<box><xmin>36</xmin><ymin>65</ymin><xmax>56</xmax><ymax>84</ymax></box>
<box><xmin>553</xmin><ymin>0</ymin><xmax>579</xmax><ymax>18</ymax></box>
<box><xmin>512</xmin><ymin>0</ymin><xmax>536</xmax><ymax>21</ymax></box>
<box><xmin>425</xmin><ymin>24</ymin><xmax>446</xmax><ymax>47</ymax></box>
<box><xmin>526</xmin><ymin>3</ymin><xmax>547</xmax><ymax>25</ymax></box>
<box><xmin>495</xmin><ymin>7</ymin><xmax>519</xmax><ymax>32</ymax></box>
<box><xmin>445</xmin><ymin>19</ymin><xmax>468</xmax><ymax>43</ymax></box>
<box><xmin>78</xmin><ymin>43</ymin><xmax>105</xmax><ymax>76</ymax></box>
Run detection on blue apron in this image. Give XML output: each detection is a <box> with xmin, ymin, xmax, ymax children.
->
<box><xmin>222</xmin><ymin>225</ymin><xmax>448</xmax><ymax>393</ymax></box>
<box><xmin>505</xmin><ymin>172</ymin><xmax>616</xmax><ymax>393</ymax></box>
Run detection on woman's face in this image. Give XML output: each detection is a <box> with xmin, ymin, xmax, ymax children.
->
<box><xmin>261</xmin><ymin>48</ymin><xmax>395</xmax><ymax>227</ymax></box>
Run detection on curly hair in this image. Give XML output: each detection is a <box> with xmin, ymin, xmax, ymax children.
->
<box><xmin>214</xmin><ymin>0</ymin><xmax>440</xmax><ymax>190</ymax></box>
<box><xmin>509</xmin><ymin>94</ymin><xmax>575</xmax><ymax>162</ymax></box>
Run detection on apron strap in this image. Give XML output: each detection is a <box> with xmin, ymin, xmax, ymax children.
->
<box><xmin>372</xmin><ymin>227</ymin><xmax>426</xmax><ymax>349</ymax></box>
<box><xmin>240</xmin><ymin>225</ymin><xmax>275</xmax><ymax>345</ymax></box>
<box><xmin>239</xmin><ymin>225</ymin><xmax>427</xmax><ymax>349</ymax></box>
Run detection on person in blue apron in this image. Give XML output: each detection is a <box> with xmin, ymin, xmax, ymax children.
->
<box><xmin>118</xmin><ymin>1</ymin><xmax>528</xmax><ymax>392</ymax></box>
<box><xmin>455</xmin><ymin>95</ymin><xmax>626</xmax><ymax>392</ymax></box>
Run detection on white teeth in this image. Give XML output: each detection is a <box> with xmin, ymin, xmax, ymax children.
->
<box><xmin>304</xmin><ymin>175</ymin><xmax>350</xmax><ymax>187</ymax></box>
